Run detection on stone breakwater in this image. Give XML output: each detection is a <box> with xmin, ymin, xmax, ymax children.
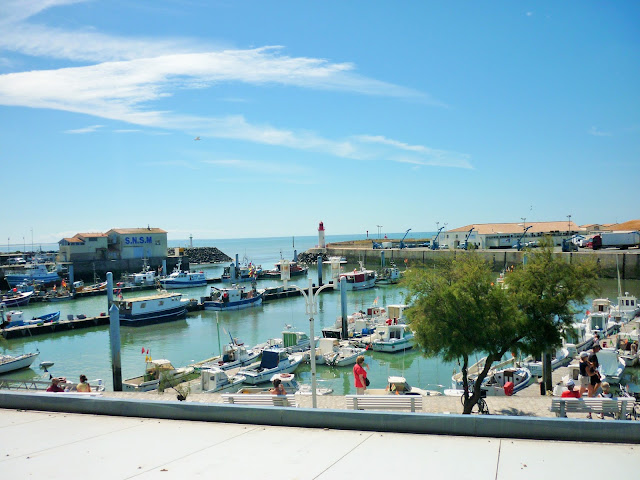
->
<box><xmin>169</xmin><ymin>247</ymin><xmax>232</xmax><ymax>264</ymax></box>
<box><xmin>297</xmin><ymin>252</ymin><xmax>329</xmax><ymax>264</ymax></box>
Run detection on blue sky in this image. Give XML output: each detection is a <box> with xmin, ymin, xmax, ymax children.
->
<box><xmin>1</xmin><ymin>1</ymin><xmax>638</xmax><ymax>244</ymax></box>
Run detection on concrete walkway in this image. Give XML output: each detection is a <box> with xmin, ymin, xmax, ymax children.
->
<box><xmin>2</xmin><ymin>408</ymin><xmax>637</xmax><ymax>479</ymax></box>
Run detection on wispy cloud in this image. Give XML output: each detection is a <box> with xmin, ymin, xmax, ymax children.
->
<box><xmin>202</xmin><ymin>158</ymin><xmax>313</xmax><ymax>176</ymax></box>
<box><xmin>0</xmin><ymin>0</ymin><xmax>465</xmax><ymax>169</ymax></box>
<box><xmin>64</xmin><ymin>124</ymin><xmax>103</xmax><ymax>134</ymax></box>
<box><xmin>588</xmin><ymin>126</ymin><xmax>612</xmax><ymax>137</ymax></box>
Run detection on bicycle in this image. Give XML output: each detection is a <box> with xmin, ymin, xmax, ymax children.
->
<box><xmin>460</xmin><ymin>384</ymin><xmax>490</xmax><ymax>414</ymax></box>
<box><xmin>619</xmin><ymin>385</ymin><xmax>639</xmax><ymax>421</ymax></box>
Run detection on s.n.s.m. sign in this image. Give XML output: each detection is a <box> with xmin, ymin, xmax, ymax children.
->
<box><xmin>124</xmin><ymin>236</ymin><xmax>153</xmax><ymax>245</ymax></box>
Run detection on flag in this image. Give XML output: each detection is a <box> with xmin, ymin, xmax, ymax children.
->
<box><xmin>141</xmin><ymin>347</ymin><xmax>145</xmax><ymax>354</ymax></box>
<box><xmin>373</xmin><ymin>297</ymin><xmax>379</xmax><ymax>305</ymax></box>
<box><xmin>146</xmin><ymin>348</ymin><xmax>149</xmax><ymax>354</ymax></box>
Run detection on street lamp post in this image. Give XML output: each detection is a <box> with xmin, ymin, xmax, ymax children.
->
<box><xmin>567</xmin><ymin>214</ymin><xmax>572</xmax><ymax>235</ymax></box>
<box><xmin>376</xmin><ymin>225</ymin><xmax>383</xmax><ymax>239</ymax></box>
<box><xmin>281</xmin><ymin>260</ymin><xmax>336</xmax><ymax>408</ymax></box>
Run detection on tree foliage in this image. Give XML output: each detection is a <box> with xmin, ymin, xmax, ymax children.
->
<box><xmin>403</xmin><ymin>244</ymin><xmax>598</xmax><ymax>414</ymax></box>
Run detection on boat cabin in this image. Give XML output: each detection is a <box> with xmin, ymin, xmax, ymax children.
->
<box><xmin>143</xmin><ymin>359</ymin><xmax>176</xmax><ymax>382</ymax></box>
<box><xmin>257</xmin><ymin>349</ymin><xmax>288</xmax><ymax>371</ymax></box>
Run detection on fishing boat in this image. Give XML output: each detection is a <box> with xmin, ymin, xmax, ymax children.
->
<box><xmin>122</xmin><ymin>359</ymin><xmax>194</xmax><ymax>392</ymax></box>
<box><xmin>597</xmin><ymin>347</ymin><xmax>626</xmax><ymax>384</ymax></box>
<box><xmin>0</xmin><ymin>308</ymin><xmax>60</xmax><ymax>329</ymax></box>
<box><xmin>254</xmin><ymin>327</ymin><xmax>314</xmax><ymax>354</ymax></box>
<box><xmin>200</xmin><ymin>285</ymin><xmax>263</xmax><ymax>311</ymax></box>
<box><xmin>0</xmin><ymin>291</ymin><xmax>34</xmax><ymax>307</ymax></box>
<box><xmin>236</xmin><ymin>373</ymin><xmax>333</xmax><ymax>396</ymax></box>
<box><xmin>121</xmin><ymin>259</ymin><xmax>157</xmax><ymax>287</ymax></box>
<box><xmin>611</xmin><ymin>292</ymin><xmax>639</xmax><ymax>323</ymax></box>
<box><xmin>5</xmin><ymin>263</ymin><xmax>60</xmax><ymax>287</ymax></box>
<box><xmin>200</xmin><ymin>366</ymin><xmax>246</xmax><ymax>393</ymax></box>
<box><xmin>158</xmin><ymin>260</ymin><xmax>206</xmax><ymax>288</ymax></box>
<box><xmin>338</xmin><ymin>263</ymin><xmax>377</xmax><ymax>291</ymax></box>
<box><xmin>221</xmin><ymin>258</ymin><xmax>262</xmax><ymax>283</ymax></box>
<box><xmin>583</xmin><ymin>300</ymin><xmax>619</xmax><ymax>337</ymax></box>
<box><xmin>375</xmin><ymin>267</ymin><xmax>401</xmax><ymax>285</ymax></box>
<box><xmin>370</xmin><ymin>323</ymin><xmax>414</xmax><ymax>353</ymax></box>
<box><xmin>113</xmin><ymin>292</ymin><xmax>188</xmax><ymax>326</ymax></box>
<box><xmin>451</xmin><ymin>356</ymin><xmax>532</xmax><ymax>395</ymax></box>
<box><xmin>192</xmin><ymin>340</ymin><xmax>261</xmax><ymax>371</ymax></box>
<box><xmin>322</xmin><ymin>340</ymin><xmax>365</xmax><ymax>367</ymax></box>
<box><xmin>261</xmin><ymin>260</ymin><xmax>309</xmax><ymax>278</ymax></box>
<box><xmin>238</xmin><ymin>348</ymin><xmax>304</xmax><ymax>385</ymax></box>
<box><xmin>0</xmin><ymin>351</ymin><xmax>40</xmax><ymax>374</ymax></box>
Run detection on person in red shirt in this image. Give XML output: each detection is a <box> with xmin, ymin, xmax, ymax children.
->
<box><xmin>561</xmin><ymin>378</ymin><xmax>581</xmax><ymax>398</ymax></box>
<box><xmin>353</xmin><ymin>355</ymin><xmax>368</xmax><ymax>395</ymax></box>
<box><xmin>46</xmin><ymin>378</ymin><xmax>66</xmax><ymax>393</ymax></box>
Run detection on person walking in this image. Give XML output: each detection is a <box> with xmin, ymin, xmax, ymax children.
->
<box><xmin>353</xmin><ymin>355</ymin><xmax>368</xmax><ymax>395</ymax></box>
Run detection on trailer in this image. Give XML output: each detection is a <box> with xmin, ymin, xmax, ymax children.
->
<box><xmin>592</xmin><ymin>231</ymin><xmax>640</xmax><ymax>250</ymax></box>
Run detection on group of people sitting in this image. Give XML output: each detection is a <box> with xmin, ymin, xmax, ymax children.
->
<box><xmin>46</xmin><ymin>374</ymin><xmax>91</xmax><ymax>393</ymax></box>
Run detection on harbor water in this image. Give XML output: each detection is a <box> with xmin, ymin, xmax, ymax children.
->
<box><xmin>2</xmin><ymin>235</ymin><xmax>639</xmax><ymax>395</ymax></box>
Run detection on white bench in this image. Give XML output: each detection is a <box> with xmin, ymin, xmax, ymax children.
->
<box><xmin>346</xmin><ymin>394</ymin><xmax>423</xmax><ymax>412</ymax></box>
<box><xmin>221</xmin><ymin>394</ymin><xmax>297</xmax><ymax>407</ymax></box>
<box><xmin>550</xmin><ymin>398</ymin><xmax>630</xmax><ymax>420</ymax></box>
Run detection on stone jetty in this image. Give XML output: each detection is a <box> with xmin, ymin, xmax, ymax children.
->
<box><xmin>170</xmin><ymin>247</ymin><xmax>232</xmax><ymax>264</ymax></box>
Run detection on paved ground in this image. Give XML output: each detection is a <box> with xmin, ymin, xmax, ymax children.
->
<box><xmin>2</xmin><ymin>408</ymin><xmax>637</xmax><ymax>480</ymax></box>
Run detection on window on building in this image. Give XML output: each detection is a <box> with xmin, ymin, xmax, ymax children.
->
<box><xmin>88</xmin><ymin>238</ymin><xmax>97</xmax><ymax>242</ymax></box>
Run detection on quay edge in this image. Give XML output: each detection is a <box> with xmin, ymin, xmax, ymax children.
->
<box><xmin>305</xmin><ymin>247</ymin><xmax>640</xmax><ymax>280</ymax></box>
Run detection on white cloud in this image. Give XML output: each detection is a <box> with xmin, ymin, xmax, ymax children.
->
<box><xmin>64</xmin><ymin>124</ymin><xmax>103</xmax><ymax>134</ymax></box>
<box><xmin>588</xmin><ymin>126</ymin><xmax>612</xmax><ymax>137</ymax></box>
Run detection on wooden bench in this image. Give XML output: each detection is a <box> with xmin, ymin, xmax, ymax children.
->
<box><xmin>221</xmin><ymin>394</ymin><xmax>297</xmax><ymax>407</ymax></box>
<box><xmin>346</xmin><ymin>394</ymin><xmax>423</xmax><ymax>412</ymax></box>
<box><xmin>550</xmin><ymin>398</ymin><xmax>630</xmax><ymax>420</ymax></box>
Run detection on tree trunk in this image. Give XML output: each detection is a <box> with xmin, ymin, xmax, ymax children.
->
<box><xmin>543</xmin><ymin>352</ymin><xmax>553</xmax><ymax>392</ymax></box>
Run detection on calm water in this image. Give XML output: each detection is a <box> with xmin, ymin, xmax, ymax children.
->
<box><xmin>2</xmin><ymin>235</ymin><xmax>639</xmax><ymax>394</ymax></box>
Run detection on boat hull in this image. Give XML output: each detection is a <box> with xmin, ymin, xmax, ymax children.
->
<box><xmin>1</xmin><ymin>291</ymin><xmax>34</xmax><ymax>307</ymax></box>
<box><xmin>119</xmin><ymin>305</ymin><xmax>188</xmax><ymax>326</ymax></box>
<box><xmin>0</xmin><ymin>352</ymin><xmax>39</xmax><ymax>374</ymax></box>
<box><xmin>159</xmin><ymin>279</ymin><xmax>207</xmax><ymax>288</ymax></box>
<box><xmin>203</xmin><ymin>296</ymin><xmax>263</xmax><ymax>311</ymax></box>
<box><xmin>370</xmin><ymin>339</ymin><xmax>414</xmax><ymax>353</ymax></box>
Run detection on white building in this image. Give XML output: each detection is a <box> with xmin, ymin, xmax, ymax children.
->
<box><xmin>59</xmin><ymin>228</ymin><xmax>167</xmax><ymax>262</ymax></box>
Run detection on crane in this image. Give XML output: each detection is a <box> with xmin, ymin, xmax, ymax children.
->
<box><xmin>399</xmin><ymin>229</ymin><xmax>412</xmax><ymax>249</ymax></box>
<box><xmin>431</xmin><ymin>226</ymin><xmax>445</xmax><ymax>250</ymax></box>
<box><xmin>458</xmin><ymin>227</ymin><xmax>475</xmax><ymax>250</ymax></box>
<box><xmin>514</xmin><ymin>225</ymin><xmax>533</xmax><ymax>251</ymax></box>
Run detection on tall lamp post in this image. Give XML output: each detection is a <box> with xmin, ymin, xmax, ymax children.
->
<box><xmin>567</xmin><ymin>214</ymin><xmax>572</xmax><ymax>236</ymax></box>
<box><xmin>281</xmin><ymin>259</ymin><xmax>336</xmax><ymax>408</ymax></box>
<box><xmin>376</xmin><ymin>225</ymin><xmax>383</xmax><ymax>239</ymax></box>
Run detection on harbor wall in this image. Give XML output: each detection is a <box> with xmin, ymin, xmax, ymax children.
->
<box><xmin>308</xmin><ymin>247</ymin><xmax>640</xmax><ymax>280</ymax></box>
<box><xmin>0</xmin><ymin>392</ymin><xmax>637</xmax><ymax>444</ymax></box>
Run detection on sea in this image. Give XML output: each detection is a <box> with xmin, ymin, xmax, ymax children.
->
<box><xmin>2</xmin><ymin>233</ymin><xmax>639</xmax><ymax>395</ymax></box>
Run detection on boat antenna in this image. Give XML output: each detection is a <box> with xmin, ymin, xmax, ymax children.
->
<box><xmin>216</xmin><ymin>312</ymin><xmax>222</xmax><ymax>357</ymax></box>
<box><xmin>616</xmin><ymin>254</ymin><xmax>622</xmax><ymax>298</ymax></box>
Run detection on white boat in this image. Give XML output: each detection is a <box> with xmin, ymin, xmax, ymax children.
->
<box><xmin>159</xmin><ymin>260</ymin><xmax>206</xmax><ymax>288</ymax></box>
<box><xmin>366</xmin><ymin>376</ymin><xmax>442</xmax><ymax>396</ymax></box>
<box><xmin>192</xmin><ymin>341</ymin><xmax>261</xmax><ymax>371</ymax></box>
<box><xmin>583</xmin><ymin>299</ymin><xmax>619</xmax><ymax>338</ymax></box>
<box><xmin>5</xmin><ymin>263</ymin><xmax>60</xmax><ymax>287</ymax></box>
<box><xmin>236</xmin><ymin>373</ymin><xmax>333</xmax><ymax>396</ymax></box>
<box><xmin>200</xmin><ymin>285</ymin><xmax>263</xmax><ymax>311</ymax></box>
<box><xmin>0</xmin><ymin>351</ymin><xmax>40</xmax><ymax>374</ymax></box>
<box><xmin>338</xmin><ymin>262</ymin><xmax>377</xmax><ymax>291</ymax></box>
<box><xmin>200</xmin><ymin>366</ymin><xmax>246</xmax><ymax>393</ymax></box>
<box><xmin>255</xmin><ymin>328</ymin><xmax>314</xmax><ymax>354</ymax></box>
<box><xmin>123</xmin><ymin>359</ymin><xmax>194</xmax><ymax>392</ymax></box>
<box><xmin>0</xmin><ymin>290</ymin><xmax>34</xmax><ymax>307</ymax></box>
<box><xmin>521</xmin><ymin>346</ymin><xmax>574</xmax><ymax>377</ymax></box>
<box><xmin>370</xmin><ymin>323</ymin><xmax>414</xmax><ymax>353</ymax></box>
<box><xmin>375</xmin><ymin>267</ymin><xmax>401</xmax><ymax>285</ymax></box>
<box><xmin>452</xmin><ymin>357</ymin><xmax>532</xmax><ymax>395</ymax></box>
<box><xmin>238</xmin><ymin>348</ymin><xmax>303</xmax><ymax>385</ymax></box>
<box><xmin>597</xmin><ymin>347</ymin><xmax>626</xmax><ymax>384</ymax></box>
<box><xmin>611</xmin><ymin>292</ymin><xmax>640</xmax><ymax>323</ymax></box>
<box><xmin>113</xmin><ymin>292</ymin><xmax>188</xmax><ymax>326</ymax></box>
<box><xmin>322</xmin><ymin>339</ymin><xmax>365</xmax><ymax>367</ymax></box>
<box><xmin>122</xmin><ymin>260</ymin><xmax>157</xmax><ymax>287</ymax></box>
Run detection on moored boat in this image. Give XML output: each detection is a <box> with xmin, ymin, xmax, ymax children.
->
<box><xmin>238</xmin><ymin>348</ymin><xmax>303</xmax><ymax>385</ymax></box>
<box><xmin>200</xmin><ymin>285</ymin><xmax>263</xmax><ymax>311</ymax></box>
<box><xmin>200</xmin><ymin>366</ymin><xmax>246</xmax><ymax>393</ymax></box>
<box><xmin>366</xmin><ymin>376</ymin><xmax>442</xmax><ymax>396</ymax></box>
<box><xmin>370</xmin><ymin>323</ymin><xmax>414</xmax><ymax>353</ymax></box>
<box><xmin>261</xmin><ymin>260</ymin><xmax>309</xmax><ymax>278</ymax></box>
<box><xmin>5</xmin><ymin>263</ymin><xmax>60</xmax><ymax>287</ymax></box>
<box><xmin>0</xmin><ymin>308</ymin><xmax>60</xmax><ymax>329</ymax></box>
<box><xmin>192</xmin><ymin>340</ymin><xmax>261</xmax><ymax>371</ymax></box>
<box><xmin>0</xmin><ymin>291</ymin><xmax>34</xmax><ymax>307</ymax></box>
<box><xmin>0</xmin><ymin>351</ymin><xmax>40</xmax><ymax>374</ymax></box>
<box><xmin>113</xmin><ymin>292</ymin><xmax>188</xmax><ymax>326</ymax></box>
<box><xmin>158</xmin><ymin>260</ymin><xmax>206</xmax><ymax>288</ymax></box>
<box><xmin>221</xmin><ymin>259</ymin><xmax>262</xmax><ymax>283</ymax></box>
<box><xmin>236</xmin><ymin>373</ymin><xmax>333</xmax><ymax>396</ymax></box>
<box><xmin>123</xmin><ymin>359</ymin><xmax>194</xmax><ymax>392</ymax></box>
<box><xmin>338</xmin><ymin>264</ymin><xmax>376</xmax><ymax>291</ymax></box>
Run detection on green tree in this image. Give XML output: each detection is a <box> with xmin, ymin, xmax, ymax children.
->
<box><xmin>505</xmin><ymin>238</ymin><xmax>599</xmax><ymax>391</ymax></box>
<box><xmin>404</xmin><ymin>254</ymin><xmax>524</xmax><ymax>414</ymax></box>
<box><xmin>404</xmin><ymin>244</ymin><xmax>598</xmax><ymax>414</ymax></box>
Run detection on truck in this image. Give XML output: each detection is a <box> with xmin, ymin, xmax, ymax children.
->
<box><xmin>592</xmin><ymin>231</ymin><xmax>640</xmax><ymax>250</ymax></box>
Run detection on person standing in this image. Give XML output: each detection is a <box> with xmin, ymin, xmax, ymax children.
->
<box><xmin>578</xmin><ymin>351</ymin><xmax>590</xmax><ymax>397</ymax></box>
<box><xmin>353</xmin><ymin>355</ymin><xmax>368</xmax><ymax>395</ymax></box>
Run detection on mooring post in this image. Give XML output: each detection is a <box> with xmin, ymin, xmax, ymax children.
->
<box><xmin>68</xmin><ymin>265</ymin><xmax>75</xmax><ymax>293</ymax></box>
<box><xmin>381</xmin><ymin>250</ymin><xmax>385</xmax><ymax>268</ymax></box>
<box><xmin>109</xmin><ymin>303</ymin><xmax>122</xmax><ymax>391</ymax></box>
<box><xmin>317</xmin><ymin>255</ymin><xmax>323</xmax><ymax>286</ymax></box>
<box><xmin>162</xmin><ymin>259</ymin><xmax>167</xmax><ymax>277</ymax></box>
<box><xmin>340</xmin><ymin>276</ymin><xmax>348</xmax><ymax>340</ymax></box>
<box><xmin>106</xmin><ymin>272</ymin><xmax>114</xmax><ymax>310</ymax></box>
